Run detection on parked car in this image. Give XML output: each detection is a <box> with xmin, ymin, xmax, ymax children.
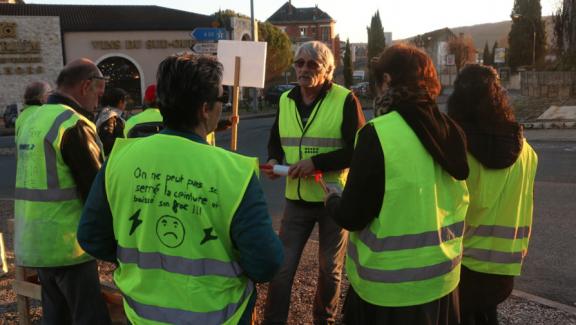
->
<box><xmin>3</xmin><ymin>104</ymin><xmax>18</xmax><ymax>128</ymax></box>
<box><xmin>265</xmin><ymin>83</ymin><xmax>297</xmax><ymax>105</ymax></box>
<box><xmin>350</xmin><ymin>82</ymin><xmax>369</xmax><ymax>98</ymax></box>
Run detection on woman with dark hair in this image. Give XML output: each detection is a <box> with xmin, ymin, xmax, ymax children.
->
<box><xmin>325</xmin><ymin>43</ymin><xmax>469</xmax><ymax>324</ymax></box>
<box><xmin>447</xmin><ymin>64</ymin><xmax>538</xmax><ymax>325</ymax></box>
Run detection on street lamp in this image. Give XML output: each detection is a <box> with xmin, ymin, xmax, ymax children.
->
<box><xmin>511</xmin><ymin>13</ymin><xmax>536</xmax><ymax>69</ymax></box>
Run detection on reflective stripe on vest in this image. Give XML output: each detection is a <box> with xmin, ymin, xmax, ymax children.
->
<box><xmin>462</xmin><ymin>144</ymin><xmax>537</xmax><ymax>276</ymax></box>
<box><xmin>346</xmin><ymin>112</ymin><xmax>469</xmax><ymax>307</ymax></box>
<box><xmin>117</xmin><ymin>245</ymin><xmax>243</xmax><ymax>277</ymax></box>
<box><xmin>123</xmin><ymin>282</ymin><xmax>254</xmax><ymax>325</ymax></box>
<box><xmin>106</xmin><ymin>135</ymin><xmax>257</xmax><ymax>325</ymax></box>
<box><xmin>278</xmin><ymin>84</ymin><xmax>350</xmax><ymax>202</ymax></box>
<box><xmin>348</xmin><ymin>243</ymin><xmax>462</xmax><ymax>283</ymax></box>
<box><xmin>280</xmin><ymin>137</ymin><xmax>344</xmax><ymax>148</ymax></box>
<box><xmin>465</xmin><ymin>225</ymin><xmax>531</xmax><ymax>240</ymax></box>
<box><xmin>357</xmin><ymin>221</ymin><xmax>464</xmax><ymax>252</ymax></box>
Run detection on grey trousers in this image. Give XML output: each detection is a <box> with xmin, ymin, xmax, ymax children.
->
<box><xmin>263</xmin><ymin>200</ymin><xmax>348</xmax><ymax>325</ymax></box>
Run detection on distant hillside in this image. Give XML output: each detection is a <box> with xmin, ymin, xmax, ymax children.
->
<box><xmin>450</xmin><ymin>16</ymin><xmax>554</xmax><ymax>51</ymax></box>
<box><xmin>451</xmin><ymin>21</ymin><xmax>511</xmax><ymax>49</ymax></box>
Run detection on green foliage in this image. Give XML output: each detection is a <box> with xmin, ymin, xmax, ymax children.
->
<box><xmin>258</xmin><ymin>21</ymin><xmax>293</xmax><ymax>82</ymax></box>
<box><xmin>508</xmin><ymin>0</ymin><xmax>547</xmax><ymax>70</ymax></box>
<box><xmin>343</xmin><ymin>39</ymin><xmax>353</xmax><ymax>88</ymax></box>
<box><xmin>367</xmin><ymin>10</ymin><xmax>386</xmax><ymax>95</ymax></box>
<box><xmin>483</xmin><ymin>42</ymin><xmax>493</xmax><ymax>65</ymax></box>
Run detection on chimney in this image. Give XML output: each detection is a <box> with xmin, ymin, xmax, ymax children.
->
<box><xmin>288</xmin><ymin>1</ymin><xmax>293</xmax><ymax>15</ymax></box>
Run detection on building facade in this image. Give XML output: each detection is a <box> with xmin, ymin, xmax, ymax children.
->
<box><xmin>266</xmin><ymin>1</ymin><xmax>340</xmax><ymax>62</ymax></box>
<box><xmin>0</xmin><ymin>3</ymin><xmax>255</xmax><ymax>111</ymax></box>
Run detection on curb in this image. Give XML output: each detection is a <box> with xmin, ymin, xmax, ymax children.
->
<box><xmin>512</xmin><ymin>289</ymin><xmax>576</xmax><ymax>316</ymax></box>
<box><xmin>239</xmin><ymin>112</ymin><xmax>276</xmax><ymax>120</ymax></box>
<box><xmin>522</xmin><ymin>121</ymin><xmax>576</xmax><ymax>129</ymax></box>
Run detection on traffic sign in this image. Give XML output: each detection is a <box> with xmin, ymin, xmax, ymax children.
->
<box><xmin>190</xmin><ymin>28</ymin><xmax>226</xmax><ymax>41</ymax></box>
<box><xmin>192</xmin><ymin>42</ymin><xmax>218</xmax><ymax>55</ymax></box>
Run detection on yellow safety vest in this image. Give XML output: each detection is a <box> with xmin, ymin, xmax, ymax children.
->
<box><xmin>15</xmin><ymin>105</ymin><xmax>41</xmax><ymax>137</ymax></box>
<box><xmin>278</xmin><ymin>84</ymin><xmax>349</xmax><ymax>202</ymax></box>
<box><xmin>106</xmin><ymin>134</ymin><xmax>258</xmax><ymax>325</ymax></box>
<box><xmin>347</xmin><ymin>112</ymin><xmax>469</xmax><ymax>307</ymax></box>
<box><xmin>124</xmin><ymin>108</ymin><xmax>163</xmax><ymax>138</ymax></box>
<box><xmin>462</xmin><ymin>141</ymin><xmax>538</xmax><ymax>276</ymax></box>
<box><xmin>14</xmin><ymin>104</ymin><xmax>98</xmax><ymax>267</ymax></box>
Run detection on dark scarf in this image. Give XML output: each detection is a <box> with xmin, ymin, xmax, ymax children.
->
<box><xmin>374</xmin><ymin>87</ymin><xmax>469</xmax><ymax>180</ymax></box>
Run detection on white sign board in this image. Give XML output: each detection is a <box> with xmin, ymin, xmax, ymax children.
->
<box><xmin>217</xmin><ymin>40</ymin><xmax>267</xmax><ymax>88</ymax></box>
<box><xmin>494</xmin><ymin>48</ymin><xmax>506</xmax><ymax>63</ymax></box>
<box><xmin>193</xmin><ymin>42</ymin><xmax>218</xmax><ymax>55</ymax></box>
<box><xmin>446</xmin><ymin>54</ymin><xmax>455</xmax><ymax>66</ymax></box>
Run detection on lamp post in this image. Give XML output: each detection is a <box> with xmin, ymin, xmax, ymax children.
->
<box><xmin>511</xmin><ymin>13</ymin><xmax>537</xmax><ymax>69</ymax></box>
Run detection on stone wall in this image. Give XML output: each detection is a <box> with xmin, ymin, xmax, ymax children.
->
<box><xmin>0</xmin><ymin>16</ymin><xmax>63</xmax><ymax>114</ymax></box>
<box><xmin>520</xmin><ymin>71</ymin><xmax>576</xmax><ymax>98</ymax></box>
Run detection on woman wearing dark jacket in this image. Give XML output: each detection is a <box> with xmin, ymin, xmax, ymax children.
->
<box><xmin>325</xmin><ymin>43</ymin><xmax>470</xmax><ymax>325</ymax></box>
<box><xmin>96</xmin><ymin>87</ymin><xmax>128</xmax><ymax>155</ymax></box>
<box><xmin>447</xmin><ymin>64</ymin><xmax>538</xmax><ymax>325</ymax></box>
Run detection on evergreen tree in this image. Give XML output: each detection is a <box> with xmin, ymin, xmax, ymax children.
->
<box><xmin>483</xmin><ymin>42</ymin><xmax>492</xmax><ymax>65</ymax></box>
<box><xmin>508</xmin><ymin>0</ymin><xmax>547</xmax><ymax>70</ymax></box>
<box><xmin>553</xmin><ymin>0</ymin><xmax>576</xmax><ymax>69</ymax></box>
<box><xmin>366</xmin><ymin>10</ymin><xmax>386</xmax><ymax>95</ymax></box>
<box><xmin>343</xmin><ymin>39</ymin><xmax>354</xmax><ymax>88</ymax></box>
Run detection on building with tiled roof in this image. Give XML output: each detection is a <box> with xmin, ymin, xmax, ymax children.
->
<box><xmin>266</xmin><ymin>1</ymin><xmax>340</xmax><ymax>63</ymax></box>
<box><xmin>0</xmin><ymin>3</ymin><xmax>255</xmax><ymax>110</ymax></box>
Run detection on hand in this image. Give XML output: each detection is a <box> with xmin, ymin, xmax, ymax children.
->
<box><xmin>263</xmin><ymin>159</ymin><xmax>280</xmax><ymax>180</ymax></box>
<box><xmin>230</xmin><ymin>115</ymin><xmax>239</xmax><ymax>125</ymax></box>
<box><xmin>288</xmin><ymin>159</ymin><xmax>315</xmax><ymax>179</ymax></box>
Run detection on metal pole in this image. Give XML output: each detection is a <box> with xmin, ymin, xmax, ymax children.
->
<box><xmin>250</xmin><ymin>0</ymin><xmax>259</xmax><ymax>112</ymax></box>
<box><xmin>532</xmin><ymin>27</ymin><xmax>536</xmax><ymax>70</ymax></box>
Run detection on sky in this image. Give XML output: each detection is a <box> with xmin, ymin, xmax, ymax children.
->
<box><xmin>26</xmin><ymin>0</ymin><xmax>559</xmax><ymax>42</ymax></box>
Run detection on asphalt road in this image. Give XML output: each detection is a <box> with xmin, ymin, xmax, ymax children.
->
<box><xmin>1</xmin><ymin>116</ymin><xmax>575</xmax><ymax>307</ymax></box>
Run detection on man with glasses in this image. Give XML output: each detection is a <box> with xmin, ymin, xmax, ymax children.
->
<box><xmin>262</xmin><ymin>41</ymin><xmax>365</xmax><ymax>324</ymax></box>
<box><xmin>78</xmin><ymin>53</ymin><xmax>283</xmax><ymax>325</ymax></box>
<box><xmin>15</xmin><ymin>58</ymin><xmax>111</xmax><ymax>324</ymax></box>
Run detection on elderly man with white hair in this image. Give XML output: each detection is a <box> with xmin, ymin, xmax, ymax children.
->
<box><xmin>262</xmin><ymin>41</ymin><xmax>366</xmax><ymax>324</ymax></box>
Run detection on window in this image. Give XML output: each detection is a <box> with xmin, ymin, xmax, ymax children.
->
<box><xmin>300</xmin><ymin>27</ymin><xmax>306</xmax><ymax>37</ymax></box>
<box><xmin>321</xmin><ymin>27</ymin><xmax>330</xmax><ymax>41</ymax></box>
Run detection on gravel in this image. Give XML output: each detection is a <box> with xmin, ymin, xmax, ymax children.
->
<box><xmin>1</xmin><ymin>199</ymin><xmax>575</xmax><ymax>324</ymax></box>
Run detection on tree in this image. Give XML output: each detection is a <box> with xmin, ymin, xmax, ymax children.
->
<box><xmin>508</xmin><ymin>0</ymin><xmax>547</xmax><ymax>70</ymax></box>
<box><xmin>448</xmin><ymin>34</ymin><xmax>476</xmax><ymax>73</ymax></box>
<box><xmin>553</xmin><ymin>0</ymin><xmax>576</xmax><ymax>69</ymax></box>
<box><xmin>367</xmin><ymin>10</ymin><xmax>386</xmax><ymax>95</ymax></box>
<box><xmin>343</xmin><ymin>39</ymin><xmax>354</xmax><ymax>88</ymax></box>
<box><xmin>482</xmin><ymin>42</ymin><xmax>493</xmax><ymax>65</ymax></box>
<box><xmin>258</xmin><ymin>22</ymin><xmax>293</xmax><ymax>82</ymax></box>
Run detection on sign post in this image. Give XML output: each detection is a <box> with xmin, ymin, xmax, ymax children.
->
<box><xmin>231</xmin><ymin>56</ymin><xmax>241</xmax><ymax>151</ymax></box>
<box><xmin>217</xmin><ymin>40</ymin><xmax>267</xmax><ymax>151</ymax></box>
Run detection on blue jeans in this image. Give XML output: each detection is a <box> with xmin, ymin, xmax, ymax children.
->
<box><xmin>263</xmin><ymin>200</ymin><xmax>348</xmax><ymax>325</ymax></box>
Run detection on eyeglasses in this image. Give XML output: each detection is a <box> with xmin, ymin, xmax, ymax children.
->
<box><xmin>88</xmin><ymin>75</ymin><xmax>107</xmax><ymax>81</ymax></box>
<box><xmin>214</xmin><ymin>93</ymin><xmax>229</xmax><ymax>103</ymax></box>
<box><xmin>293</xmin><ymin>59</ymin><xmax>321</xmax><ymax>70</ymax></box>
